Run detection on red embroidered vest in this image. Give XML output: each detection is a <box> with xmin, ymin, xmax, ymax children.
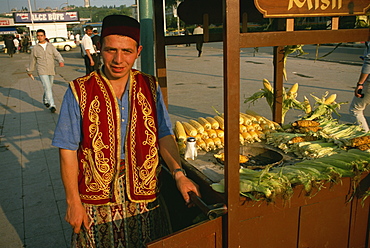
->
<box><xmin>70</xmin><ymin>69</ymin><xmax>159</xmax><ymax>204</ymax></box>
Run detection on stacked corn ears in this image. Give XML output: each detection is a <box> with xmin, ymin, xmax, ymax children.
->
<box><xmin>174</xmin><ymin>112</ymin><xmax>281</xmax><ymax>152</ymax></box>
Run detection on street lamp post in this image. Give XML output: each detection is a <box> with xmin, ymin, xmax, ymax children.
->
<box><xmin>59</xmin><ymin>2</ymin><xmax>68</xmax><ymax>11</ymax></box>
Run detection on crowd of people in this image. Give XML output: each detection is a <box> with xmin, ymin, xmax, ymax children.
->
<box><xmin>4</xmin><ymin>34</ymin><xmax>31</xmax><ymax>57</ymax></box>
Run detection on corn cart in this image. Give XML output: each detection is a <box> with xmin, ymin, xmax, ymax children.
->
<box><xmin>147</xmin><ymin>0</ymin><xmax>370</xmax><ymax>247</ymax></box>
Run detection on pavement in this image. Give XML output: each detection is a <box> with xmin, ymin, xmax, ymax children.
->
<box><xmin>0</xmin><ymin>42</ymin><xmax>369</xmax><ymax>248</ymax></box>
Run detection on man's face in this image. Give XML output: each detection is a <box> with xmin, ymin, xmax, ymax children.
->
<box><xmin>86</xmin><ymin>29</ymin><xmax>93</xmax><ymax>36</ymax></box>
<box><xmin>101</xmin><ymin>35</ymin><xmax>142</xmax><ymax>81</ymax></box>
<box><xmin>36</xmin><ymin>32</ymin><xmax>46</xmax><ymax>43</ymax></box>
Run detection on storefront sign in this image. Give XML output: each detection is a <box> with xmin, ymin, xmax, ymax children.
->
<box><xmin>254</xmin><ymin>0</ymin><xmax>370</xmax><ymax>17</ymax></box>
<box><xmin>13</xmin><ymin>11</ymin><xmax>79</xmax><ymax>23</ymax></box>
<box><xmin>0</xmin><ymin>19</ymin><xmax>12</xmax><ymax>26</ymax></box>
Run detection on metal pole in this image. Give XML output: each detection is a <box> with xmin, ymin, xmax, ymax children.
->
<box><xmin>138</xmin><ymin>0</ymin><xmax>155</xmax><ymax>75</ymax></box>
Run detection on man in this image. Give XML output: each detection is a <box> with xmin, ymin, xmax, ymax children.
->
<box><xmin>21</xmin><ymin>35</ymin><xmax>30</xmax><ymax>53</ymax></box>
<box><xmin>81</xmin><ymin>25</ymin><xmax>99</xmax><ymax>74</ymax></box>
<box><xmin>27</xmin><ymin>29</ymin><xmax>64</xmax><ymax>113</ymax></box>
<box><xmin>4</xmin><ymin>35</ymin><xmax>15</xmax><ymax>57</ymax></box>
<box><xmin>91</xmin><ymin>29</ymin><xmax>102</xmax><ymax>67</ymax></box>
<box><xmin>52</xmin><ymin>15</ymin><xmax>199</xmax><ymax>247</ymax></box>
<box><xmin>349</xmin><ymin>41</ymin><xmax>370</xmax><ymax>132</ymax></box>
<box><xmin>193</xmin><ymin>24</ymin><xmax>204</xmax><ymax>57</ymax></box>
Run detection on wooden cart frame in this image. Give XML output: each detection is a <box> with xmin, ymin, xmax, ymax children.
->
<box><xmin>149</xmin><ymin>0</ymin><xmax>370</xmax><ymax>247</ymax></box>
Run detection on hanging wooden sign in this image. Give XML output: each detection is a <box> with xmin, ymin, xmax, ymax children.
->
<box><xmin>254</xmin><ymin>0</ymin><xmax>370</xmax><ymax>17</ymax></box>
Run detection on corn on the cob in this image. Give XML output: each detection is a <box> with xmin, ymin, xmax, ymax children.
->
<box><xmin>239</xmin><ymin>114</ymin><xmax>245</xmax><ymax>125</ymax></box>
<box><xmin>201</xmin><ymin>132</ymin><xmax>209</xmax><ymax>140</ymax></box>
<box><xmin>254</xmin><ymin>130</ymin><xmax>265</xmax><ymax>139</ymax></box>
<box><xmin>292</xmin><ymin>120</ymin><xmax>320</xmax><ymax>127</ymax></box>
<box><xmin>206</xmin><ymin>117</ymin><xmax>219</xmax><ymax>130</ymax></box>
<box><xmin>196</xmin><ymin>139</ymin><xmax>207</xmax><ymax>150</ymax></box>
<box><xmin>252</xmin><ymin>123</ymin><xmax>262</xmax><ymax>131</ymax></box>
<box><xmin>350</xmin><ymin>135</ymin><xmax>370</xmax><ymax>147</ymax></box>
<box><xmin>175</xmin><ymin>121</ymin><xmax>186</xmax><ymax>141</ymax></box>
<box><xmin>241</xmin><ymin>112</ymin><xmax>258</xmax><ymax>123</ymax></box>
<box><xmin>213</xmin><ymin>137</ymin><xmax>223</xmax><ymax>148</ymax></box>
<box><xmin>204</xmin><ymin>138</ymin><xmax>215</xmax><ymax>151</ymax></box>
<box><xmin>197</xmin><ymin>117</ymin><xmax>212</xmax><ymax>130</ymax></box>
<box><xmin>239</xmin><ymin>133</ymin><xmax>245</xmax><ymax>145</ymax></box>
<box><xmin>239</xmin><ymin>124</ymin><xmax>247</xmax><ymax>133</ymax></box>
<box><xmin>324</xmin><ymin>94</ymin><xmax>337</xmax><ymax>104</ymax></box>
<box><xmin>214</xmin><ymin>116</ymin><xmax>225</xmax><ymax>130</ymax></box>
<box><xmin>207</xmin><ymin>129</ymin><xmax>217</xmax><ymax>138</ymax></box>
<box><xmin>248</xmin><ymin>131</ymin><xmax>261</xmax><ymax>142</ymax></box>
<box><xmin>298</xmin><ymin>126</ymin><xmax>322</xmax><ymax>133</ymax></box>
<box><xmin>287</xmin><ymin>83</ymin><xmax>298</xmax><ymax>98</ymax></box>
<box><xmin>357</xmin><ymin>144</ymin><xmax>370</xmax><ymax>151</ymax></box>
<box><xmin>303</xmin><ymin>96</ymin><xmax>312</xmax><ymax>114</ymax></box>
<box><xmin>263</xmin><ymin>78</ymin><xmax>273</xmax><ymax>92</ymax></box>
<box><xmin>195</xmin><ymin>133</ymin><xmax>203</xmax><ymax>141</ymax></box>
<box><xmin>246</xmin><ymin>125</ymin><xmax>255</xmax><ymax>132</ymax></box>
<box><xmin>216</xmin><ymin>129</ymin><xmax>224</xmax><ymax>138</ymax></box>
<box><xmin>182</xmin><ymin>122</ymin><xmax>197</xmax><ymax>137</ymax></box>
<box><xmin>189</xmin><ymin>119</ymin><xmax>205</xmax><ymax>134</ymax></box>
<box><xmin>242</xmin><ymin>132</ymin><xmax>253</xmax><ymax>142</ymax></box>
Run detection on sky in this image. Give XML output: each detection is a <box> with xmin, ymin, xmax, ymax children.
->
<box><xmin>0</xmin><ymin>0</ymin><xmax>136</xmax><ymax>14</ymax></box>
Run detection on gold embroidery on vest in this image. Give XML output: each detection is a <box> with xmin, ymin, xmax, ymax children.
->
<box><xmin>137</xmin><ymin>87</ymin><xmax>158</xmax><ymax>193</ymax></box>
<box><xmin>79</xmin><ymin>72</ymin><xmax>118</xmax><ymax>202</ymax></box>
<box><xmin>81</xmin><ymin>96</ymin><xmax>112</xmax><ymax>199</ymax></box>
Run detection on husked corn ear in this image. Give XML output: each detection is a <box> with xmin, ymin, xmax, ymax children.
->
<box><xmin>241</xmin><ymin>112</ymin><xmax>259</xmax><ymax>123</ymax></box>
<box><xmin>263</xmin><ymin>78</ymin><xmax>273</xmax><ymax>92</ymax></box>
<box><xmin>175</xmin><ymin>121</ymin><xmax>186</xmax><ymax>141</ymax></box>
<box><xmin>201</xmin><ymin>132</ymin><xmax>209</xmax><ymax>140</ymax></box>
<box><xmin>197</xmin><ymin>117</ymin><xmax>212</xmax><ymax>130</ymax></box>
<box><xmin>239</xmin><ymin>114</ymin><xmax>245</xmax><ymax>124</ymax></box>
<box><xmin>245</xmin><ymin>125</ymin><xmax>255</xmax><ymax>132</ymax></box>
<box><xmin>254</xmin><ymin>130</ymin><xmax>265</xmax><ymax>139</ymax></box>
<box><xmin>195</xmin><ymin>133</ymin><xmax>203</xmax><ymax>141</ymax></box>
<box><xmin>252</xmin><ymin>123</ymin><xmax>262</xmax><ymax>131</ymax></box>
<box><xmin>182</xmin><ymin>122</ymin><xmax>197</xmax><ymax>137</ymax></box>
<box><xmin>189</xmin><ymin>119</ymin><xmax>205</xmax><ymax>133</ymax></box>
<box><xmin>196</xmin><ymin>139</ymin><xmax>207</xmax><ymax>150</ymax></box>
<box><xmin>292</xmin><ymin>120</ymin><xmax>320</xmax><ymax>127</ymax></box>
<box><xmin>177</xmin><ymin>142</ymin><xmax>186</xmax><ymax>155</ymax></box>
<box><xmin>242</xmin><ymin>132</ymin><xmax>253</xmax><ymax>142</ymax></box>
<box><xmin>239</xmin><ymin>124</ymin><xmax>247</xmax><ymax>133</ymax></box>
<box><xmin>204</xmin><ymin>138</ymin><xmax>215</xmax><ymax>151</ymax></box>
<box><xmin>248</xmin><ymin>131</ymin><xmax>261</xmax><ymax>142</ymax></box>
<box><xmin>350</xmin><ymin>135</ymin><xmax>370</xmax><ymax>147</ymax></box>
<box><xmin>207</xmin><ymin>129</ymin><xmax>217</xmax><ymax>138</ymax></box>
<box><xmin>214</xmin><ymin>116</ymin><xmax>224</xmax><ymax>130</ymax></box>
<box><xmin>324</xmin><ymin>94</ymin><xmax>337</xmax><ymax>104</ymax></box>
<box><xmin>216</xmin><ymin>129</ymin><xmax>224</xmax><ymax>138</ymax></box>
<box><xmin>206</xmin><ymin>117</ymin><xmax>219</xmax><ymax>129</ymax></box>
<box><xmin>287</xmin><ymin>83</ymin><xmax>298</xmax><ymax>98</ymax></box>
<box><xmin>213</xmin><ymin>137</ymin><xmax>223</xmax><ymax>148</ymax></box>
<box><xmin>303</xmin><ymin>96</ymin><xmax>312</xmax><ymax>114</ymax></box>
<box><xmin>239</xmin><ymin>133</ymin><xmax>245</xmax><ymax>145</ymax></box>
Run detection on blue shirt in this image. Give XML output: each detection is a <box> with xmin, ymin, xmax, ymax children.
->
<box><xmin>52</xmin><ymin>74</ymin><xmax>173</xmax><ymax>159</ymax></box>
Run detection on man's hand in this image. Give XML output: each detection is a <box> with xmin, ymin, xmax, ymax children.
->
<box><xmin>90</xmin><ymin>59</ymin><xmax>95</xmax><ymax>66</ymax></box>
<box><xmin>65</xmin><ymin>201</ymin><xmax>90</xmax><ymax>233</ymax></box>
<box><xmin>174</xmin><ymin>172</ymin><xmax>200</xmax><ymax>206</ymax></box>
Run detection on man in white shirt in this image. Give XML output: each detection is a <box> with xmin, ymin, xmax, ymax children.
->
<box><xmin>81</xmin><ymin>25</ymin><xmax>99</xmax><ymax>74</ymax></box>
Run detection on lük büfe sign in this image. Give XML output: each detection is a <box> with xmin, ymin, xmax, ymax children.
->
<box><xmin>254</xmin><ymin>0</ymin><xmax>370</xmax><ymax>17</ymax></box>
<box><xmin>13</xmin><ymin>12</ymin><xmax>79</xmax><ymax>23</ymax></box>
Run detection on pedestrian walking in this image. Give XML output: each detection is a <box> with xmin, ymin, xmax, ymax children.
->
<box><xmin>5</xmin><ymin>35</ymin><xmax>15</xmax><ymax>57</ymax></box>
<box><xmin>52</xmin><ymin>14</ymin><xmax>199</xmax><ymax>248</ymax></box>
<box><xmin>91</xmin><ymin>29</ymin><xmax>102</xmax><ymax>67</ymax></box>
<box><xmin>81</xmin><ymin>25</ymin><xmax>99</xmax><ymax>74</ymax></box>
<box><xmin>26</xmin><ymin>29</ymin><xmax>64</xmax><ymax>113</ymax></box>
<box><xmin>13</xmin><ymin>36</ymin><xmax>20</xmax><ymax>53</ymax></box>
<box><xmin>349</xmin><ymin>41</ymin><xmax>370</xmax><ymax>132</ymax></box>
<box><xmin>193</xmin><ymin>24</ymin><xmax>204</xmax><ymax>57</ymax></box>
